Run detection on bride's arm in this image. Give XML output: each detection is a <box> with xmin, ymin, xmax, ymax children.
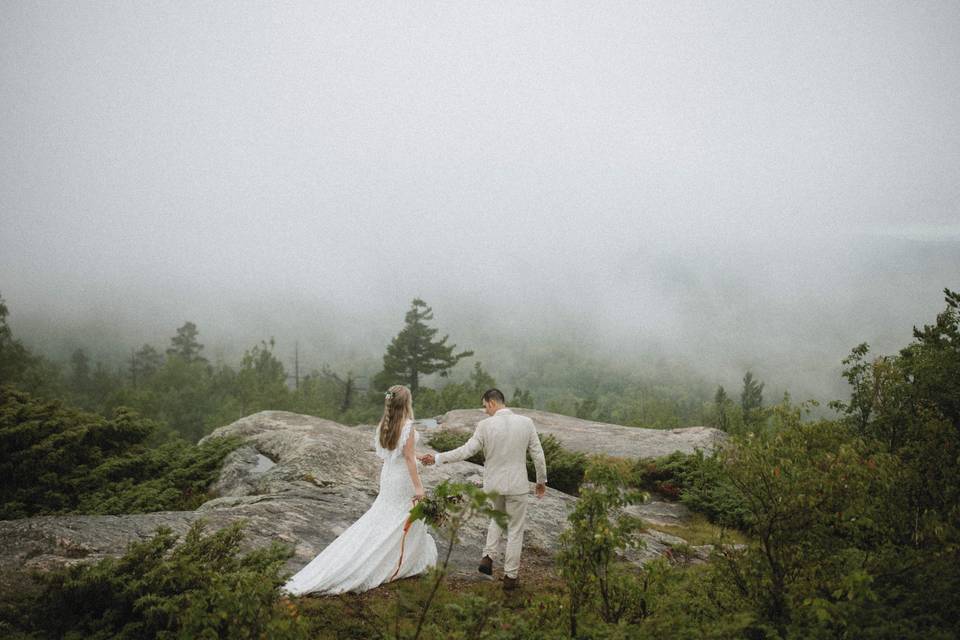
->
<box><xmin>403</xmin><ymin>427</ymin><xmax>426</xmax><ymax>503</ymax></box>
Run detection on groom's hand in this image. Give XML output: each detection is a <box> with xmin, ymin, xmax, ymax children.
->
<box><xmin>535</xmin><ymin>483</ymin><xmax>546</xmax><ymax>499</ymax></box>
<box><xmin>418</xmin><ymin>453</ymin><xmax>435</xmax><ymax>466</ymax></box>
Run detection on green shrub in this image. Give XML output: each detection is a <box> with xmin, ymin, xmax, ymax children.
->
<box><xmin>556</xmin><ymin>459</ymin><xmax>650</xmax><ymax>636</ymax></box>
<box><xmin>631</xmin><ymin>453</ymin><xmax>686</xmax><ymax>499</ymax></box>
<box><xmin>4</xmin><ymin>518</ymin><xmax>308</xmax><ymax>640</ymax></box>
<box><xmin>530</xmin><ymin>433</ymin><xmax>587</xmax><ymax>496</ymax></box>
<box><xmin>427</xmin><ymin>429</ymin><xmax>587</xmax><ymax>495</ymax></box>
<box><xmin>0</xmin><ymin>385</ymin><xmax>244</xmax><ymax>518</ymax></box>
<box><xmin>631</xmin><ymin>449</ymin><xmax>749</xmax><ymax>529</ymax></box>
<box><xmin>426</xmin><ymin>429</ymin><xmax>485</xmax><ymax>465</ymax></box>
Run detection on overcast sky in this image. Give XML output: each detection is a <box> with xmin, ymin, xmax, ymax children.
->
<box><xmin>2</xmin><ymin>1</ymin><xmax>959</xmax><ymax>403</ymax></box>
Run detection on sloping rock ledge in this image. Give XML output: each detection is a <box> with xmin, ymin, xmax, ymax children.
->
<box><xmin>0</xmin><ymin>410</ymin><xmax>728</xmax><ymax>589</ymax></box>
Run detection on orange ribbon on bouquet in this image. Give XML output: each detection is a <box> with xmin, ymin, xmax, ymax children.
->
<box><xmin>389</xmin><ymin>515</ymin><xmax>414</xmax><ymax>582</ymax></box>
<box><xmin>390</xmin><ymin>494</ymin><xmax>424</xmax><ymax>582</ymax></box>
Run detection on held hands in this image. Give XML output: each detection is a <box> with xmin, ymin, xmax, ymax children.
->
<box><xmin>535</xmin><ymin>483</ymin><xmax>546</xmax><ymax>499</ymax></box>
<box><xmin>417</xmin><ymin>453</ymin><xmax>435</xmax><ymax>466</ymax></box>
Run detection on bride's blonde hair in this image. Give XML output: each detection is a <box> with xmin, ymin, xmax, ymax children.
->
<box><xmin>378</xmin><ymin>384</ymin><xmax>413</xmax><ymax>450</ymax></box>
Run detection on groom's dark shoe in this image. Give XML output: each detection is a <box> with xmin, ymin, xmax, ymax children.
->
<box><xmin>502</xmin><ymin>575</ymin><xmax>519</xmax><ymax>591</ymax></box>
<box><xmin>478</xmin><ymin>555</ymin><xmax>493</xmax><ymax>576</ymax></box>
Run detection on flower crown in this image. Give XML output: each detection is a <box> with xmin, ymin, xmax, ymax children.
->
<box><xmin>385</xmin><ymin>390</ymin><xmax>394</xmax><ymax>400</ymax></box>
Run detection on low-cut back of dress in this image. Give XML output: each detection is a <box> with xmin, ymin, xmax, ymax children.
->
<box><xmin>280</xmin><ymin>418</ymin><xmax>438</xmax><ymax>596</ymax></box>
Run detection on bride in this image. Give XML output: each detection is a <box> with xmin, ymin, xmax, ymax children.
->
<box><xmin>280</xmin><ymin>384</ymin><xmax>438</xmax><ymax>596</ymax></box>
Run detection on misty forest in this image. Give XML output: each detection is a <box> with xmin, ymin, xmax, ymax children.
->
<box><xmin>2</xmin><ymin>3</ymin><xmax>960</xmax><ymax>640</ymax></box>
<box><xmin>2</xmin><ymin>286</ymin><xmax>959</xmax><ymax>638</ymax></box>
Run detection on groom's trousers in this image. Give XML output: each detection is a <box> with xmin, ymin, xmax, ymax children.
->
<box><xmin>483</xmin><ymin>493</ymin><xmax>528</xmax><ymax>579</ymax></box>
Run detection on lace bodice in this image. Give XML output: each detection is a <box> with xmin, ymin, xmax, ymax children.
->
<box><xmin>374</xmin><ymin>419</ymin><xmax>422</xmax><ymax>503</ymax></box>
<box><xmin>373</xmin><ymin>418</ymin><xmax>420</xmax><ymax>461</ymax></box>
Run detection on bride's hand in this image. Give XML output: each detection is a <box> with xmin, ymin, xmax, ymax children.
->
<box><xmin>412</xmin><ymin>491</ymin><xmax>426</xmax><ymax>505</ymax></box>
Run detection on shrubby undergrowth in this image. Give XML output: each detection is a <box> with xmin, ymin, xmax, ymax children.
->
<box><xmin>428</xmin><ymin>429</ymin><xmax>587</xmax><ymax>495</ymax></box>
<box><xmin>0</xmin><ymin>518</ymin><xmax>309</xmax><ymax>640</ymax></box>
<box><xmin>0</xmin><ymin>385</ymin><xmax>244</xmax><ymax>519</ymax></box>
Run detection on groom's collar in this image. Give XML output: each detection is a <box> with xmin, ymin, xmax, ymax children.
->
<box><xmin>494</xmin><ymin>408</ymin><xmax>513</xmax><ymax>415</ymax></box>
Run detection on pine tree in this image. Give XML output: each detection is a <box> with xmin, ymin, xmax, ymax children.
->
<box><xmin>166</xmin><ymin>321</ymin><xmax>207</xmax><ymax>363</ymax></box>
<box><xmin>70</xmin><ymin>348</ymin><xmax>91</xmax><ymax>392</ymax></box>
<box><xmin>469</xmin><ymin>361</ymin><xmax>497</xmax><ymax>393</ymax></box>
<box><xmin>374</xmin><ymin>298</ymin><xmax>473</xmax><ymax>394</ymax></box>
<box><xmin>714</xmin><ymin>385</ymin><xmax>730</xmax><ymax>431</ymax></box>
<box><xmin>511</xmin><ymin>387</ymin><xmax>534</xmax><ymax>408</ymax></box>
<box><xmin>340</xmin><ymin>371</ymin><xmax>355</xmax><ymax>413</ymax></box>
<box><xmin>130</xmin><ymin>344</ymin><xmax>163</xmax><ymax>387</ymax></box>
<box><xmin>0</xmin><ymin>293</ymin><xmax>38</xmax><ymax>385</ymax></box>
<box><xmin>237</xmin><ymin>337</ymin><xmax>287</xmax><ymax>415</ymax></box>
<box><xmin>741</xmin><ymin>370</ymin><xmax>764</xmax><ymax>427</ymax></box>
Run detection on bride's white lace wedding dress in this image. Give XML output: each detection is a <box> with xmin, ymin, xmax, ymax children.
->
<box><xmin>280</xmin><ymin>418</ymin><xmax>438</xmax><ymax>596</ymax></box>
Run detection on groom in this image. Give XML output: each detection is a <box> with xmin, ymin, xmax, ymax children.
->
<box><xmin>419</xmin><ymin>388</ymin><xmax>547</xmax><ymax>590</ymax></box>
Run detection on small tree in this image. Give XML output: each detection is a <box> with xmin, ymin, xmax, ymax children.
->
<box><xmin>740</xmin><ymin>371</ymin><xmax>764</xmax><ymax>429</ymax></box>
<box><xmin>714</xmin><ymin>385</ymin><xmax>730</xmax><ymax>431</ymax></box>
<box><xmin>717</xmin><ymin>410</ymin><xmax>898</xmax><ymax>635</ymax></box>
<box><xmin>237</xmin><ymin>337</ymin><xmax>288</xmax><ymax>415</ymax></box>
<box><xmin>130</xmin><ymin>343</ymin><xmax>163</xmax><ymax>387</ymax></box>
<box><xmin>167</xmin><ymin>321</ymin><xmax>207</xmax><ymax>363</ymax></box>
<box><xmin>468</xmin><ymin>361</ymin><xmax>496</xmax><ymax>394</ymax></box>
<box><xmin>511</xmin><ymin>387</ymin><xmax>534</xmax><ymax>408</ymax></box>
<box><xmin>69</xmin><ymin>347</ymin><xmax>90</xmax><ymax>394</ymax></box>
<box><xmin>557</xmin><ymin>460</ymin><xmax>648</xmax><ymax>635</ymax></box>
<box><xmin>0</xmin><ymin>293</ymin><xmax>40</xmax><ymax>386</ymax></box>
<box><xmin>900</xmin><ymin>286</ymin><xmax>960</xmax><ymax>431</ymax></box>
<box><xmin>374</xmin><ymin>299</ymin><xmax>473</xmax><ymax>394</ymax></box>
<box><xmin>399</xmin><ymin>480</ymin><xmax>506</xmax><ymax>640</ymax></box>
<box><xmin>340</xmin><ymin>371</ymin><xmax>355</xmax><ymax>412</ymax></box>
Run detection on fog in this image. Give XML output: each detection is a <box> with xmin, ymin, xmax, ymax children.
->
<box><xmin>2</xmin><ymin>2</ymin><xmax>959</xmax><ymax>406</ymax></box>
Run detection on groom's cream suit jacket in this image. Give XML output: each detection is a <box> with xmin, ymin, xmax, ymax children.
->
<box><xmin>434</xmin><ymin>408</ymin><xmax>547</xmax><ymax>496</ymax></box>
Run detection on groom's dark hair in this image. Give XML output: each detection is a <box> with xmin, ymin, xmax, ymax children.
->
<box><xmin>482</xmin><ymin>388</ymin><xmax>506</xmax><ymax>405</ymax></box>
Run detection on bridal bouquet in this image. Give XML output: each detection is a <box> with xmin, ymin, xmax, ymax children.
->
<box><xmin>412</xmin><ymin>491</ymin><xmax>465</xmax><ymax>528</ymax></box>
<box><xmin>408</xmin><ymin>481</ymin><xmax>505</xmax><ymax>531</ymax></box>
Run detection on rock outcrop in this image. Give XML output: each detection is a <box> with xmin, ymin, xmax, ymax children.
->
<box><xmin>0</xmin><ymin>409</ymin><xmax>729</xmax><ymax>588</ymax></box>
<box><xmin>436</xmin><ymin>408</ymin><xmax>726</xmax><ymax>459</ymax></box>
